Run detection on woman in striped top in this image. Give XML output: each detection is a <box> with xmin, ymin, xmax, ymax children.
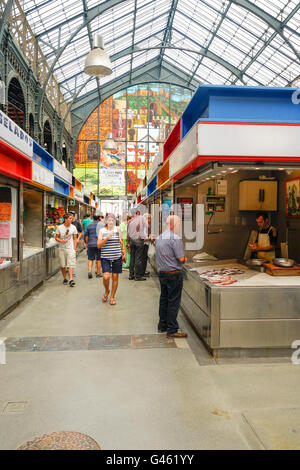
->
<box><xmin>97</xmin><ymin>214</ymin><xmax>126</xmax><ymax>305</ymax></box>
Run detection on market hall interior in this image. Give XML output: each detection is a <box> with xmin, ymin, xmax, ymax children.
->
<box><xmin>1</xmin><ymin>254</ymin><xmax>300</xmax><ymax>451</ymax></box>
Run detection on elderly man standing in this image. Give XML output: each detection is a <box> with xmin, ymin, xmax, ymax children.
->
<box><xmin>155</xmin><ymin>215</ymin><xmax>188</xmax><ymax>338</ymax></box>
<box><xmin>127</xmin><ymin>209</ymin><xmax>148</xmax><ymax>281</ymax></box>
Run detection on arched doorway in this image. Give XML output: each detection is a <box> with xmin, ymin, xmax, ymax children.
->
<box><xmin>8</xmin><ymin>77</ymin><xmax>25</xmax><ymax>129</ymax></box>
<box><xmin>87</xmin><ymin>142</ymin><xmax>100</xmax><ymax>163</ymax></box>
<box><xmin>28</xmin><ymin>113</ymin><xmax>34</xmax><ymax>138</ymax></box>
<box><xmin>43</xmin><ymin>120</ymin><xmax>52</xmax><ymax>154</ymax></box>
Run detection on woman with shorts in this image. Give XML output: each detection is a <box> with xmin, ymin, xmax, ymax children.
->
<box><xmin>97</xmin><ymin>214</ymin><xmax>126</xmax><ymax>305</ymax></box>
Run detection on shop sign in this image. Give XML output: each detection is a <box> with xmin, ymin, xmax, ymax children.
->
<box><xmin>177</xmin><ymin>197</ymin><xmax>193</xmax><ymax>221</ymax></box>
<box><xmin>91</xmin><ymin>199</ymin><xmax>96</xmax><ymax>208</ymax></box>
<box><xmin>53</xmin><ymin>159</ymin><xmax>72</xmax><ymax>185</ymax></box>
<box><xmin>0</xmin><ymin>110</ymin><xmax>33</xmax><ymax>159</ymax></box>
<box><xmin>32</xmin><ymin>162</ymin><xmax>54</xmax><ymax>189</ymax></box>
<box><xmin>68</xmin><ymin>199</ymin><xmax>75</xmax><ymax>206</ymax></box>
<box><xmin>74</xmin><ymin>188</ymin><xmax>84</xmax><ymax>203</ymax></box>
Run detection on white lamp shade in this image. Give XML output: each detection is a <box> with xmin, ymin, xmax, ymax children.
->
<box><xmin>84</xmin><ymin>48</ymin><xmax>112</xmax><ymax>77</ymax></box>
<box><xmin>103</xmin><ymin>133</ymin><xmax>116</xmax><ymax>150</ymax></box>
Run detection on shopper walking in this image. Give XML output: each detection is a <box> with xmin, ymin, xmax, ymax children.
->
<box><xmin>96</xmin><ymin>214</ymin><xmax>105</xmax><ymax>235</ymax></box>
<box><xmin>70</xmin><ymin>211</ymin><xmax>83</xmax><ymax>240</ymax></box>
<box><xmin>82</xmin><ymin>214</ymin><xmax>93</xmax><ymax>232</ymax></box>
<box><xmin>155</xmin><ymin>215</ymin><xmax>188</xmax><ymax>337</ymax></box>
<box><xmin>142</xmin><ymin>213</ymin><xmax>152</xmax><ymax>277</ymax></box>
<box><xmin>97</xmin><ymin>214</ymin><xmax>126</xmax><ymax>305</ymax></box>
<box><xmin>55</xmin><ymin>212</ymin><xmax>78</xmax><ymax>287</ymax></box>
<box><xmin>120</xmin><ymin>215</ymin><xmax>131</xmax><ymax>270</ymax></box>
<box><xmin>85</xmin><ymin>215</ymin><xmax>102</xmax><ymax>279</ymax></box>
<box><xmin>127</xmin><ymin>209</ymin><xmax>148</xmax><ymax>281</ymax></box>
<box><xmin>70</xmin><ymin>211</ymin><xmax>83</xmax><ymax>251</ymax></box>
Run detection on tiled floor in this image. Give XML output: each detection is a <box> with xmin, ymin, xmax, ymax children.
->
<box><xmin>1</xmin><ymin>253</ymin><xmax>300</xmax><ymax>450</ymax></box>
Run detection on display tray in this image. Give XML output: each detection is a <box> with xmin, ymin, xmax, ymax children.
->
<box><xmin>185</xmin><ymin>260</ymin><xmax>300</xmax><ymax>287</ymax></box>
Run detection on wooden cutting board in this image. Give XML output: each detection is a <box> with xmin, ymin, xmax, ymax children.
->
<box><xmin>265</xmin><ymin>263</ymin><xmax>300</xmax><ymax>276</ymax></box>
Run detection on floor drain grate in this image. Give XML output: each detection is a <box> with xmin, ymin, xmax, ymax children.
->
<box><xmin>18</xmin><ymin>431</ymin><xmax>101</xmax><ymax>450</ymax></box>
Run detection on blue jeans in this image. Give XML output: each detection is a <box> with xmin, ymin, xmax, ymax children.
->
<box><xmin>158</xmin><ymin>272</ymin><xmax>183</xmax><ymax>334</ymax></box>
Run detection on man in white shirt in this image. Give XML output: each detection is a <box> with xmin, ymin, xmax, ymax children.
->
<box><xmin>55</xmin><ymin>212</ymin><xmax>78</xmax><ymax>287</ymax></box>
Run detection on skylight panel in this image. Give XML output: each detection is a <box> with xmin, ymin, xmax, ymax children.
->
<box><xmin>284</xmin><ymin>30</ymin><xmax>300</xmax><ymax>52</ymax></box>
<box><xmin>252</xmin><ymin>0</ymin><xmax>285</xmax><ymax>18</ymax></box>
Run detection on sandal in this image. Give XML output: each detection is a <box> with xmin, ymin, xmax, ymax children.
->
<box><xmin>69</xmin><ymin>280</ymin><xmax>76</xmax><ymax>287</ymax></box>
<box><xmin>109</xmin><ymin>298</ymin><xmax>116</xmax><ymax>305</ymax></box>
<box><xmin>102</xmin><ymin>291</ymin><xmax>110</xmax><ymax>302</ymax></box>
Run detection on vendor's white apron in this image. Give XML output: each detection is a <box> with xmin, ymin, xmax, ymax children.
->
<box><xmin>257</xmin><ymin>227</ymin><xmax>275</xmax><ymax>263</ymax></box>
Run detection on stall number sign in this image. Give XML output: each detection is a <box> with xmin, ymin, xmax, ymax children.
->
<box><xmin>177</xmin><ymin>198</ymin><xmax>193</xmax><ymax>221</ymax></box>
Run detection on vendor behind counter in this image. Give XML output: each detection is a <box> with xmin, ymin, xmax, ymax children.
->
<box><xmin>249</xmin><ymin>212</ymin><xmax>278</xmax><ymax>263</ymax></box>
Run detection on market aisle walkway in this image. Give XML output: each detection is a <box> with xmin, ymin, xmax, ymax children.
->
<box><xmin>1</xmin><ymin>253</ymin><xmax>300</xmax><ymax>450</ymax></box>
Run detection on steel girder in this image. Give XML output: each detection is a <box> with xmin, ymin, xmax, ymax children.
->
<box><xmin>231</xmin><ymin>1</ymin><xmax>300</xmax><ymax>85</ymax></box>
<box><xmin>30</xmin><ymin>0</ymin><xmax>300</xmax><ymax>133</ymax></box>
<box><xmin>0</xmin><ymin>0</ymin><xmax>14</xmax><ymax>47</ymax></box>
<box><xmin>230</xmin><ymin>0</ymin><xmax>300</xmax><ymax>61</ymax></box>
<box><xmin>188</xmin><ymin>2</ymin><xmax>232</xmax><ymax>86</ymax></box>
<box><xmin>62</xmin><ymin>39</ymin><xmax>248</xmax><ymax>107</ymax></box>
<box><xmin>158</xmin><ymin>0</ymin><xmax>179</xmax><ymax>77</ymax></box>
<box><xmin>36</xmin><ymin>0</ymin><xmax>125</xmax><ymax>124</ymax></box>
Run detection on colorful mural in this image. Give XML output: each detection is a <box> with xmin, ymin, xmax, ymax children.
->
<box><xmin>74</xmin><ymin>84</ymin><xmax>192</xmax><ymax>196</ymax></box>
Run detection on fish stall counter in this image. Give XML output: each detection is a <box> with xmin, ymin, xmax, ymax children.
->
<box><xmin>181</xmin><ymin>259</ymin><xmax>300</xmax><ymax>358</ymax></box>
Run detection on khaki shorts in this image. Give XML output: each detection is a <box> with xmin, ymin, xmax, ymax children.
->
<box><xmin>59</xmin><ymin>249</ymin><xmax>76</xmax><ymax>268</ymax></box>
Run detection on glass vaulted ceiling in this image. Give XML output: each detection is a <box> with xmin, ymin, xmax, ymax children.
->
<box><xmin>20</xmin><ymin>0</ymin><xmax>300</xmax><ymax>102</ymax></box>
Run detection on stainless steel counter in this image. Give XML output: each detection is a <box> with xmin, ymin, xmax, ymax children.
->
<box><xmin>181</xmin><ymin>259</ymin><xmax>300</xmax><ymax>357</ymax></box>
<box><xmin>46</xmin><ymin>246</ymin><xmax>61</xmax><ymax>278</ymax></box>
<box><xmin>0</xmin><ymin>250</ymin><xmax>46</xmax><ymax>319</ymax></box>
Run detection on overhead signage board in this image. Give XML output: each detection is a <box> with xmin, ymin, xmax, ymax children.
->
<box><xmin>0</xmin><ymin>110</ymin><xmax>33</xmax><ymax>158</ymax></box>
<box><xmin>32</xmin><ymin>162</ymin><xmax>54</xmax><ymax>190</ymax></box>
<box><xmin>53</xmin><ymin>159</ymin><xmax>72</xmax><ymax>185</ymax></box>
<box><xmin>74</xmin><ymin>188</ymin><xmax>84</xmax><ymax>203</ymax></box>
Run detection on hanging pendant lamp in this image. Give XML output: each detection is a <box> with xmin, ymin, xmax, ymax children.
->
<box><xmin>103</xmin><ymin>133</ymin><xmax>117</xmax><ymax>150</ymax></box>
<box><xmin>84</xmin><ymin>34</ymin><xmax>112</xmax><ymax>77</ymax></box>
